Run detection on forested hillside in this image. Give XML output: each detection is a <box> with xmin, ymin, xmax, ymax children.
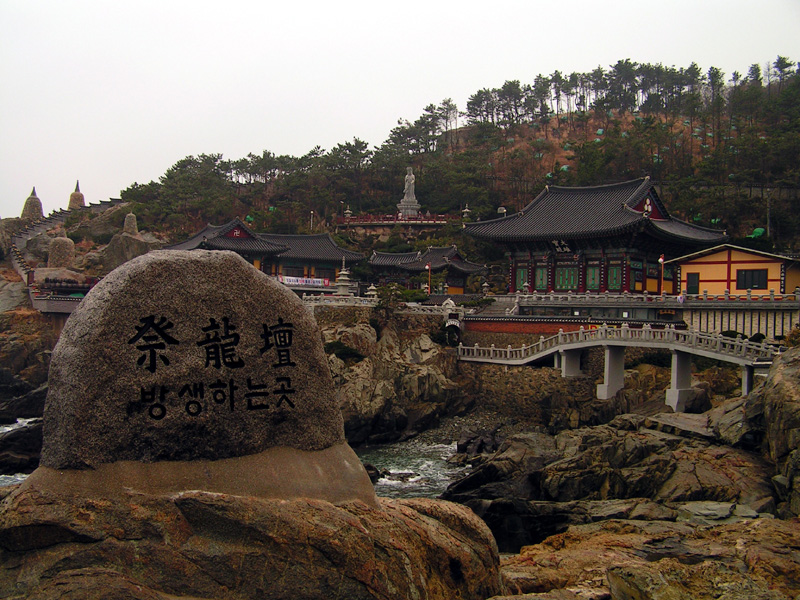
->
<box><xmin>121</xmin><ymin>56</ymin><xmax>800</xmax><ymax>253</ymax></box>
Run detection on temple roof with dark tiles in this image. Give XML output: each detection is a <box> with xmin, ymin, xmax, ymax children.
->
<box><xmin>464</xmin><ymin>178</ymin><xmax>727</xmax><ymax>246</ymax></box>
<box><xmin>369</xmin><ymin>251</ymin><xmax>423</xmax><ymax>267</ymax></box>
<box><xmin>165</xmin><ymin>219</ymin><xmax>289</xmax><ymax>255</ymax></box>
<box><xmin>370</xmin><ymin>246</ymin><xmax>485</xmax><ymax>274</ymax></box>
<box><xmin>257</xmin><ymin>233</ymin><xmax>364</xmax><ymax>264</ymax></box>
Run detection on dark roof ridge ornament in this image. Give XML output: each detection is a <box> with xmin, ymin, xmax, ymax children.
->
<box><xmin>75</xmin><ymin>180</ymin><xmax>81</xmax><ymax>193</ymax></box>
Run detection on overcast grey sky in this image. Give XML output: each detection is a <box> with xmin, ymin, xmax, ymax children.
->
<box><xmin>2</xmin><ymin>0</ymin><xmax>799</xmax><ymax>218</ymax></box>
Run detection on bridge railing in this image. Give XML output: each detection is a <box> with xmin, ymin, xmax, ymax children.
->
<box><xmin>457</xmin><ymin>323</ymin><xmax>783</xmax><ymax>364</ymax></box>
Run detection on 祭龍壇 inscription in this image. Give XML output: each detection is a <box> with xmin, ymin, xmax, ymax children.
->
<box><xmin>129</xmin><ymin>315</ymin><xmax>300</xmax><ymax>419</ymax></box>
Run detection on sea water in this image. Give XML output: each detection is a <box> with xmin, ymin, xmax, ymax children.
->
<box><xmin>0</xmin><ymin>418</ymin><xmax>37</xmax><ymax>487</ymax></box>
<box><xmin>355</xmin><ymin>439</ymin><xmax>468</xmax><ymax>498</ymax></box>
<box><xmin>0</xmin><ymin>420</ymin><xmax>466</xmax><ymax>498</ymax></box>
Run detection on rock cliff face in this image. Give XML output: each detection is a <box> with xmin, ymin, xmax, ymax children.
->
<box><xmin>93</xmin><ymin>230</ymin><xmax>162</xmax><ymax>274</ymax></box>
<box><xmin>747</xmin><ymin>347</ymin><xmax>800</xmax><ymax>517</ymax></box>
<box><xmin>442</xmin><ymin>412</ymin><xmax>776</xmax><ymax>552</ymax></box>
<box><xmin>321</xmin><ymin>313</ymin><xmax>472</xmax><ymax>445</ymax></box>
<box><xmin>0</xmin><ymin>305</ymin><xmax>55</xmax><ymax>391</ymax></box>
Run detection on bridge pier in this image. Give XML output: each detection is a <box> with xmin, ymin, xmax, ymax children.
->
<box><xmin>558</xmin><ymin>349</ymin><xmax>582</xmax><ymax>377</ymax></box>
<box><xmin>742</xmin><ymin>365</ymin><xmax>754</xmax><ymax>396</ymax></box>
<box><xmin>596</xmin><ymin>345</ymin><xmax>625</xmax><ymax>400</ymax></box>
<box><xmin>665</xmin><ymin>350</ymin><xmax>693</xmax><ymax>412</ymax></box>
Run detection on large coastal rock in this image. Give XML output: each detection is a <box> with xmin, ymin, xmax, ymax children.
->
<box><xmin>495</xmin><ymin>517</ymin><xmax>800</xmax><ymax>599</ymax></box>
<box><xmin>443</xmin><ymin>414</ymin><xmax>776</xmax><ymax>551</ymax></box>
<box><xmin>0</xmin><ymin>489</ymin><xmax>504</xmax><ymax>600</ymax></box>
<box><xmin>1</xmin><ymin>250</ymin><xmax>505</xmax><ymax>598</ymax></box>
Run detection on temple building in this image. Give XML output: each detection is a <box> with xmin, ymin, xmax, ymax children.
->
<box><xmin>166</xmin><ymin>218</ymin><xmax>364</xmax><ymax>293</ymax></box>
<box><xmin>667</xmin><ymin>244</ymin><xmax>800</xmax><ymax>296</ymax></box>
<box><xmin>257</xmin><ymin>232</ymin><xmax>364</xmax><ymax>284</ymax></box>
<box><xmin>166</xmin><ymin>218</ymin><xmax>288</xmax><ymax>270</ymax></box>
<box><xmin>368</xmin><ymin>245</ymin><xmax>485</xmax><ymax>294</ymax></box>
<box><xmin>464</xmin><ymin>178</ymin><xmax>727</xmax><ymax>294</ymax></box>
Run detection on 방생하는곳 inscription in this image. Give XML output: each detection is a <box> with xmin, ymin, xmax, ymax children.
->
<box><xmin>40</xmin><ymin>250</ymin><xmax>345</xmax><ymax>469</ymax></box>
<box><xmin>128</xmin><ymin>315</ymin><xmax>300</xmax><ymax>420</ymax></box>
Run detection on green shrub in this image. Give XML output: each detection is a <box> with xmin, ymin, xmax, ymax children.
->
<box><xmin>399</xmin><ymin>288</ymin><xmax>429</xmax><ymax>302</ymax></box>
<box><xmin>749</xmin><ymin>332</ymin><xmax>766</xmax><ymax>344</ymax></box>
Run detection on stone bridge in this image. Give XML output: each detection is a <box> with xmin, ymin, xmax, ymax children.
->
<box><xmin>457</xmin><ymin>324</ymin><xmax>783</xmax><ymax>411</ymax></box>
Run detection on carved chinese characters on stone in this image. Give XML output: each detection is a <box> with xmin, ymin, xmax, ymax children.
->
<box><xmin>41</xmin><ymin>250</ymin><xmax>345</xmax><ymax>469</ymax></box>
<box><xmin>129</xmin><ymin>315</ymin><xmax>179</xmax><ymax>373</ymax></box>
<box><xmin>129</xmin><ymin>315</ymin><xmax>301</xmax><ymax>421</ymax></box>
<box><xmin>197</xmin><ymin>317</ymin><xmax>245</xmax><ymax>369</ymax></box>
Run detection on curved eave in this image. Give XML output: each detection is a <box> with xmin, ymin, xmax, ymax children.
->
<box><xmin>447</xmin><ymin>262</ymin><xmax>486</xmax><ymax>274</ymax></box>
<box><xmin>644</xmin><ymin>220</ymin><xmax>728</xmax><ymax>246</ymax></box>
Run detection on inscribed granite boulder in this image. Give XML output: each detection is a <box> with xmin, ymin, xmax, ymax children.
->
<box><xmin>41</xmin><ymin>250</ymin><xmax>345</xmax><ymax>469</ymax></box>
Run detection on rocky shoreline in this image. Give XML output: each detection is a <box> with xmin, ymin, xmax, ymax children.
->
<box><xmin>2</xmin><ymin>270</ymin><xmax>800</xmax><ymax>598</ymax></box>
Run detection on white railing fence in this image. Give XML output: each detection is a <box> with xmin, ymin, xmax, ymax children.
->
<box><xmin>457</xmin><ymin>323</ymin><xmax>783</xmax><ymax>364</ymax></box>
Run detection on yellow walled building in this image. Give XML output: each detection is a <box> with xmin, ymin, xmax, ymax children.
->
<box><xmin>669</xmin><ymin>245</ymin><xmax>800</xmax><ymax>296</ymax></box>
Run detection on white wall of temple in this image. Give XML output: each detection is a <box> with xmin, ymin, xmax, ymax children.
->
<box><xmin>683</xmin><ymin>308</ymin><xmax>799</xmax><ymax>339</ymax></box>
